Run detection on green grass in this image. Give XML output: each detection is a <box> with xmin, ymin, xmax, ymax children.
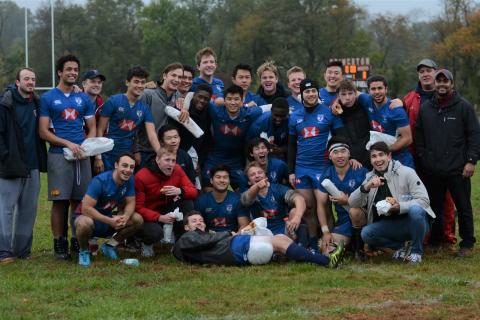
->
<box><xmin>1</xmin><ymin>174</ymin><xmax>480</xmax><ymax>319</ymax></box>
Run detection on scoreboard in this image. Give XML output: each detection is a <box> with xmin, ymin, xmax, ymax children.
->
<box><xmin>329</xmin><ymin>57</ymin><xmax>370</xmax><ymax>89</ymax></box>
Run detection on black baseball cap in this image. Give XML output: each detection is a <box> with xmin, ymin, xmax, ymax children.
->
<box><xmin>82</xmin><ymin>69</ymin><xmax>106</xmax><ymax>81</ymax></box>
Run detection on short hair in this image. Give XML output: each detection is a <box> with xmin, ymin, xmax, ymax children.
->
<box><xmin>367</xmin><ymin>75</ymin><xmax>388</xmax><ymax>89</ymax></box>
<box><xmin>337</xmin><ymin>79</ymin><xmax>357</xmax><ymax>93</ymax></box>
<box><xmin>271</xmin><ymin>97</ymin><xmax>289</xmax><ymax>111</ymax></box>
<box><xmin>286</xmin><ymin>66</ymin><xmax>305</xmax><ymax>79</ymax></box>
<box><xmin>115</xmin><ymin>152</ymin><xmax>136</xmax><ymax>163</ymax></box>
<box><xmin>157</xmin><ymin>124</ymin><xmax>179</xmax><ymax>142</ymax></box>
<box><xmin>16</xmin><ymin>67</ymin><xmax>35</xmax><ymax>81</ymax></box>
<box><xmin>224</xmin><ymin>84</ymin><xmax>244</xmax><ymax>98</ymax></box>
<box><xmin>210</xmin><ymin>164</ymin><xmax>230</xmax><ymax>178</ymax></box>
<box><xmin>183</xmin><ymin>210</ymin><xmax>203</xmax><ymax>226</ymax></box>
<box><xmin>163</xmin><ymin>62</ymin><xmax>183</xmax><ymax>76</ymax></box>
<box><xmin>247</xmin><ymin>137</ymin><xmax>270</xmax><ymax>161</ymax></box>
<box><xmin>182</xmin><ymin>64</ymin><xmax>195</xmax><ymax>76</ymax></box>
<box><xmin>232</xmin><ymin>63</ymin><xmax>253</xmax><ymax>78</ymax></box>
<box><xmin>126</xmin><ymin>66</ymin><xmax>149</xmax><ymax>81</ymax></box>
<box><xmin>325</xmin><ymin>60</ymin><xmax>343</xmax><ymax>72</ymax></box>
<box><xmin>257</xmin><ymin>60</ymin><xmax>279</xmax><ymax>78</ymax></box>
<box><xmin>195</xmin><ymin>83</ymin><xmax>213</xmax><ymax>95</ymax></box>
<box><xmin>244</xmin><ymin>160</ymin><xmax>265</xmax><ymax>176</ymax></box>
<box><xmin>56</xmin><ymin>54</ymin><xmax>80</xmax><ymax>76</ymax></box>
<box><xmin>195</xmin><ymin>47</ymin><xmax>217</xmax><ymax>66</ymax></box>
<box><xmin>369</xmin><ymin>141</ymin><xmax>391</xmax><ymax>155</ymax></box>
<box><xmin>156</xmin><ymin>146</ymin><xmax>176</xmax><ymax>158</ymax></box>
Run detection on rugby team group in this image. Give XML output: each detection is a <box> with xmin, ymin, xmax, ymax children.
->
<box><xmin>0</xmin><ymin>46</ymin><xmax>478</xmax><ymax>268</ymax></box>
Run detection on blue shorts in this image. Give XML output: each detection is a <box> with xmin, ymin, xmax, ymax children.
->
<box><xmin>294</xmin><ymin>166</ymin><xmax>325</xmax><ymax>189</ymax></box>
<box><xmin>269</xmin><ymin>222</ymin><xmax>286</xmax><ymax>235</ymax></box>
<box><xmin>102</xmin><ymin>152</ymin><xmax>117</xmax><ymax>172</ymax></box>
<box><xmin>230</xmin><ymin>235</ymin><xmax>251</xmax><ymax>265</ymax></box>
<box><xmin>72</xmin><ymin>213</ymin><xmax>115</xmax><ymax>238</ymax></box>
<box><xmin>393</xmin><ymin>151</ymin><xmax>415</xmax><ymax>170</ymax></box>
<box><xmin>332</xmin><ymin>211</ymin><xmax>352</xmax><ymax>237</ymax></box>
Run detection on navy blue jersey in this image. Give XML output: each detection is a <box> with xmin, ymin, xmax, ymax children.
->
<box><xmin>246</xmin><ymin>111</ymin><xmax>288</xmax><ymax>148</ymax></box>
<box><xmin>194</xmin><ymin>191</ymin><xmax>248</xmax><ymax>232</ymax></box>
<box><xmin>319</xmin><ymin>87</ymin><xmax>337</xmax><ymax>107</ymax></box>
<box><xmin>207</xmin><ymin>104</ymin><xmax>262</xmax><ymax>167</ymax></box>
<box><xmin>287</xmin><ymin>95</ymin><xmax>303</xmax><ymax>113</ymax></box>
<box><xmin>357</xmin><ymin>93</ymin><xmax>414</xmax><ymax>168</ymax></box>
<box><xmin>244</xmin><ymin>91</ymin><xmax>258</xmax><ymax>105</ymax></box>
<box><xmin>318</xmin><ymin>165</ymin><xmax>367</xmax><ymax>231</ymax></box>
<box><xmin>245</xmin><ymin>183</ymin><xmax>291</xmax><ymax>235</ymax></box>
<box><xmin>190</xmin><ymin>77</ymin><xmax>224</xmax><ymax>102</ymax></box>
<box><xmin>39</xmin><ymin>88</ymin><xmax>95</xmax><ymax>153</ymax></box>
<box><xmin>82</xmin><ymin>170</ymin><xmax>135</xmax><ymax>216</ymax></box>
<box><xmin>288</xmin><ymin>104</ymin><xmax>343</xmax><ymax>172</ymax></box>
<box><xmin>101</xmin><ymin>94</ymin><xmax>153</xmax><ymax>154</ymax></box>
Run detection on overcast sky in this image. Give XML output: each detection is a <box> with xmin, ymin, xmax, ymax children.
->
<box><xmin>9</xmin><ymin>0</ymin><xmax>462</xmax><ymax>21</ymax></box>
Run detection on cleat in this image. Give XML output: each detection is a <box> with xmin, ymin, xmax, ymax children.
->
<box><xmin>101</xmin><ymin>243</ymin><xmax>119</xmax><ymax>260</ymax></box>
<box><xmin>70</xmin><ymin>237</ymin><xmax>80</xmax><ymax>254</ymax></box>
<box><xmin>328</xmin><ymin>241</ymin><xmax>345</xmax><ymax>268</ymax></box>
<box><xmin>78</xmin><ymin>250</ymin><xmax>91</xmax><ymax>267</ymax></box>
<box><xmin>53</xmin><ymin>237</ymin><xmax>71</xmax><ymax>260</ymax></box>
<box><xmin>141</xmin><ymin>243</ymin><xmax>155</xmax><ymax>258</ymax></box>
<box><xmin>455</xmin><ymin>247</ymin><xmax>473</xmax><ymax>258</ymax></box>
<box><xmin>405</xmin><ymin>253</ymin><xmax>422</xmax><ymax>265</ymax></box>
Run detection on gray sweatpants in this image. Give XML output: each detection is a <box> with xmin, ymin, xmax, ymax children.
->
<box><xmin>0</xmin><ymin>169</ymin><xmax>40</xmax><ymax>259</ymax></box>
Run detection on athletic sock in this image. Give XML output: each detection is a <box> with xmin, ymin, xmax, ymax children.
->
<box><xmin>285</xmin><ymin>243</ymin><xmax>329</xmax><ymax>266</ymax></box>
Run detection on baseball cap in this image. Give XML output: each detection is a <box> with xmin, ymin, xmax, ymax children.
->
<box><xmin>82</xmin><ymin>69</ymin><xmax>106</xmax><ymax>81</ymax></box>
<box><xmin>416</xmin><ymin>59</ymin><xmax>438</xmax><ymax>71</ymax></box>
<box><xmin>434</xmin><ymin>69</ymin><xmax>453</xmax><ymax>81</ymax></box>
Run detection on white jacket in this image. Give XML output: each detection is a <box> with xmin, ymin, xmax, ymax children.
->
<box><xmin>349</xmin><ymin>160</ymin><xmax>436</xmax><ymax>224</ymax></box>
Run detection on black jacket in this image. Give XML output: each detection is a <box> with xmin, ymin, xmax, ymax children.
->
<box><xmin>339</xmin><ymin>101</ymin><xmax>371</xmax><ymax>168</ymax></box>
<box><xmin>173</xmin><ymin>229</ymin><xmax>238</xmax><ymax>265</ymax></box>
<box><xmin>0</xmin><ymin>87</ymin><xmax>47</xmax><ymax>178</ymax></box>
<box><xmin>415</xmin><ymin>92</ymin><xmax>480</xmax><ymax>176</ymax></box>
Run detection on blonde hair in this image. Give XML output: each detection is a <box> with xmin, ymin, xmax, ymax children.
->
<box><xmin>286</xmin><ymin>66</ymin><xmax>305</xmax><ymax>79</ymax></box>
<box><xmin>257</xmin><ymin>60</ymin><xmax>279</xmax><ymax>78</ymax></box>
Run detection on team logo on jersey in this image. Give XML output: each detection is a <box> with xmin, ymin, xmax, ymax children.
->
<box><xmin>212</xmin><ymin>217</ymin><xmax>227</xmax><ymax>227</ymax></box>
<box><xmin>226</xmin><ymin>204</ymin><xmax>233</xmax><ymax>212</ymax></box>
<box><xmin>369</xmin><ymin>107</ymin><xmax>374</xmax><ymax>113</ymax></box>
<box><xmin>118</xmin><ymin>119</ymin><xmax>137</xmax><ymax>131</ymax></box>
<box><xmin>102</xmin><ymin>200</ymin><xmax>117</xmax><ymax>211</ymax></box>
<box><xmin>261</xmin><ymin>209</ymin><xmax>278</xmax><ymax>218</ymax></box>
<box><xmin>319</xmin><ymin>98</ymin><xmax>325</xmax><ymax>104</ymax></box>
<box><xmin>54</xmin><ymin>99</ymin><xmax>62</xmax><ymax>105</ymax></box>
<box><xmin>301</xmin><ymin>126</ymin><xmax>319</xmax><ymax>138</ymax></box>
<box><xmin>269</xmin><ymin>171</ymin><xmax>277</xmax><ymax>181</ymax></box>
<box><xmin>118</xmin><ymin>107</ymin><xmax>125</xmax><ymax>113</ymax></box>
<box><xmin>317</xmin><ymin>114</ymin><xmax>325</xmax><ymax>122</ymax></box>
<box><xmin>61</xmin><ymin>108</ymin><xmax>79</xmax><ymax>120</ymax></box>
<box><xmin>75</xmin><ymin>97</ymin><xmax>83</xmax><ymax>106</ymax></box>
<box><xmin>136</xmin><ymin>110</ymin><xmax>143</xmax><ymax>118</ymax></box>
<box><xmin>371</xmin><ymin>120</ymin><xmax>385</xmax><ymax>133</ymax></box>
<box><xmin>220</xmin><ymin>124</ymin><xmax>242</xmax><ymax>136</ymax></box>
<box><xmin>205</xmin><ymin>207</ymin><xmax>212</xmax><ymax>213</ymax></box>
<box><xmin>121</xmin><ymin>187</ymin><xmax>127</xmax><ymax>196</ymax></box>
<box><xmin>216</xmin><ymin>85</ymin><xmax>222</xmax><ymax>92</ymax></box>
<box><xmin>349</xmin><ymin>179</ymin><xmax>356</xmax><ymax>189</ymax></box>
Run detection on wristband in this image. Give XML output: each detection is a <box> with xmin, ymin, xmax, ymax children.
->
<box><xmin>360</xmin><ymin>184</ymin><xmax>369</xmax><ymax>193</ymax></box>
<box><xmin>321</xmin><ymin>225</ymin><xmax>330</xmax><ymax>233</ymax></box>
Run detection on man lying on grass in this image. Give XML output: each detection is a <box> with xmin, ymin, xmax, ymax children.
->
<box><xmin>173</xmin><ymin>211</ymin><xmax>345</xmax><ymax>267</ymax></box>
<box><xmin>73</xmin><ymin>153</ymin><xmax>143</xmax><ymax>267</ymax></box>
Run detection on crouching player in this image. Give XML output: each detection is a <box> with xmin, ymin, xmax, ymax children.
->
<box><xmin>74</xmin><ymin>153</ymin><xmax>143</xmax><ymax>266</ymax></box>
<box><xmin>241</xmin><ymin>162</ymin><xmax>308</xmax><ymax>246</ymax></box>
<box><xmin>316</xmin><ymin>137</ymin><xmax>368</xmax><ymax>260</ymax></box>
<box><xmin>173</xmin><ymin>211</ymin><xmax>344</xmax><ymax>267</ymax></box>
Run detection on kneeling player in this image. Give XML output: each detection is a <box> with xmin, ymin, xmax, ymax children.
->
<box><xmin>173</xmin><ymin>211</ymin><xmax>344</xmax><ymax>267</ymax></box>
<box><xmin>316</xmin><ymin>137</ymin><xmax>368</xmax><ymax>260</ymax></box>
<box><xmin>74</xmin><ymin>153</ymin><xmax>143</xmax><ymax>266</ymax></box>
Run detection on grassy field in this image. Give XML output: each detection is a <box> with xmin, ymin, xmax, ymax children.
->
<box><xmin>1</xmin><ymin>174</ymin><xmax>480</xmax><ymax>320</ymax></box>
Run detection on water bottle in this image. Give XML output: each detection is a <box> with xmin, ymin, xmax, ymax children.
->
<box><xmin>88</xmin><ymin>238</ymin><xmax>99</xmax><ymax>256</ymax></box>
<box><xmin>121</xmin><ymin>258</ymin><xmax>140</xmax><ymax>267</ymax></box>
<box><xmin>163</xmin><ymin>223</ymin><xmax>174</xmax><ymax>243</ymax></box>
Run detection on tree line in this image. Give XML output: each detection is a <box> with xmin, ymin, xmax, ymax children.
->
<box><xmin>0</xmin><ymin>0</ymin><xmax>479</xmax><ymax>104</ymax></box>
